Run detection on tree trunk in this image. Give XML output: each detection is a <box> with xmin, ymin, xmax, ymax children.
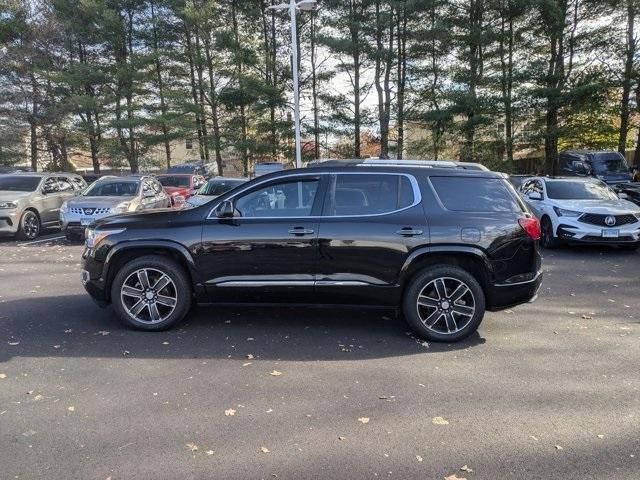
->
<box><xmin>150</xmin><ymin>1</ymin><xmax>172</xmax><ymax>169</ymax></box>
<box><xmin>396</xmin><ymin>5</ymin><xmax>407</xmax><ymax>159</ymax></box>
<box><xmin>619</xmin><ymin>0</ymin><xmax>636</xmax><ymax>155</ymax></box>
<box><xmin>310</xmin><ymin>11</ymin><xmax>320</xmax><ymax>159</ymax></box>
<box><xmin>185</xmin><ymin>28</ymin><xmax>205</xmax><ymax>161</ymax></box>
<box><xmin>499</xmin><ymin>5</ymin><xmax>515</xmax><ymax>165</ymax></box>
<box><xmin>29</xmin><ymin>73</ymin><xmax>38</xmax><ymax>171</ymax></box>
<box><xmin>203</xmin><ymin>34</ymin><xmax>223</xmax><ymax>175</ymax></box>
<box><xmin>350</xmin><ymin>1</ymin><xmax>361</xmax><ymax>158</ymax></box>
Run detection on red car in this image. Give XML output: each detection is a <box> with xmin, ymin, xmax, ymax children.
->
<box><xmin>156</xmin><ymin>174</ymin><xmax>206</xmax><ymax>206</ymax></box>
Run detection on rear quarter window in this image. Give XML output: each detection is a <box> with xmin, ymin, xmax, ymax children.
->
<box><xmin>430</xmin><ymin>177</ymin><xmax>523</xmax><ymax>212</ymax></box>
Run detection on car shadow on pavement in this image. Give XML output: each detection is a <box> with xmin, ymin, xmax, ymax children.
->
<box><xmin>0</xmin><ymin>294</ymin><xmax>486</xmax><ymax>363</ymax></box>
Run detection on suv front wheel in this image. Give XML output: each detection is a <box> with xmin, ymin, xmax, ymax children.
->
<box><xmin>403</xmin><ymin>265</ymin><xmax>485</xmax><ymax>342</ymax></box>
<box><xmin>111</xmin><ymin>255</ymin><xmax>192</xmax><ymax>331</ymax></box>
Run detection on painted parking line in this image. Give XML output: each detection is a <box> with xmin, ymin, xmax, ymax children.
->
<box><xmin>19</xmin><ymin>235</ymin><xmax>66</xmax><ymax>246</ymax></box>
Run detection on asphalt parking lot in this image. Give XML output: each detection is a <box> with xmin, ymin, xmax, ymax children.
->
<box><xmin>0</xmin><ymin>235</ymin><xmax>639</xmax><ymax>480</ymax></box>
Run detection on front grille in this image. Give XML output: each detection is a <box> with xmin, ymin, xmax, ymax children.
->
<box><xmin>70</xmin><ymin>207</ymin><xmax>112</xmax><ymax>215</ymax></box>
<box><xmin>579</xmin><ymin>213</ymin><xmax>637</xmax><ymax>227</ymax></box>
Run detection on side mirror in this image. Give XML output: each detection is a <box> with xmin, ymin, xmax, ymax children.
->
<box><xmin>528</xmin><ymin>191</ymin><xmax>543</xmax><ymax>201</ymax></box>
<box><xmin>215</xmin><ymin>200</ymin><xmax>234</xmax><ymax>218</ymax></box>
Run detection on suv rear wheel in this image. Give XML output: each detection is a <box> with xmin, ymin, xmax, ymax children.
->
<box><xmin>403</xmin><ymin>265</ymin><xmax>485</xmax><ymax>342</ymax></box>
<box><xmin>111</xmin><ymin>255</ymin><xmax>191</xmax><ymax>331</ymax></box>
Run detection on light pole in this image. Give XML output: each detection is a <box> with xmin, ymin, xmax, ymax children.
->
<box><xmin>267</xmin><ymin>0</ymin><xmax>317</xmax><ymax>169</ymax></box>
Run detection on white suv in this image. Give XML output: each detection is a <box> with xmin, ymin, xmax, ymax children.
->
<box><xmin>519</xmin><ymin>177</ymin><xmax>640</xmax><ymax>249</ymax></box>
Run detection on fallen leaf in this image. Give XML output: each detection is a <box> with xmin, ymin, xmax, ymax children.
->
<box><xmin>123</xmin><ymin>350</ymin><xmax>130</xmax><ymax>356</ymax></box>
<box><xmin>269</xmin><ymin>370</ymin><xmax>282</xmax><ymax>376</ymax></box>
<box><xmin>0</xmin><ymin>373</ymin><xmax>6</xmax><ymax>379</ymax></box>
<box><xmin>67</xmin><ymin>406</ymin><xmax>75</xmax><ymax>412</ymax></box>
<box><xmin>8</xmin><ymin>341</ymin><xmax>19</xmax><ymax>346</ymax></box>
<box><xmin>416</xmin><ymin>455</ymin><xmax>423</xmax><ymax>462</ymax></box>
<box><xmin>597</xmin><ymin>434</ymin><xmax>604</xmax><ymax>439</ymax></box>
<box><xmin>581</xmin><ymin>314</ymin><xmax>593</xmax><ymax>320</ymax></box>
<box><xmin>162</xmin><ymin>341</ymin><xmax>169</xmax><ymax>345</ymax></box>
<box><xmin>460</xmin><ymin>465</ymin><xmax>473</xmax><ymax>473</ymax></box>
<box><xmin>97</xmin><ymin>331</ymin><xmax>110</xmax><ymax>336</ymax></box>
<box><xmin>242</xmin><ymin>362</ymin><xmax>252</xmax><ymax>367</ymax></box>
<box><xmin>64</xmin><ymin>329</ymin><xmax>72</xmax><ymax>333</ymax></box>
<box><xmin>246</xmin><ymin>354</ymin><xmax>254</xmax><ymax>359</ymax></box>
<box><xmin>338</xmin><ymin>436</ymin><xmax>346</xmax><ymax>441</ymax></box>
<box><xmin>555</xmin><ymin>445</ymin><xmax>563</xmax><ymax>450</ymax></box>
<box><xmin>358</xmin><ymin>417</ymin><xmax>370</xmax><ymax>424</ymax></box>
<box><xmin>32</xmin><ymin>394</ymin><xmax>43</xmax><ymax>401</ymax></box>
<box><xmin>260</xmin><ymin>446</ymin><xmax>270</xmax><ymax>453</ymax></box>
<box><xmin>185</xmin><ymin>442</ymin><xmax>198</xmax><ymax>452</ymax></box>
<box><xmin>205</xmin><ymin>450</ymin><xmax>214</xmax><ymax>456</ymax></box>
<box><xmin>225</xmin><ymin>408</ymin><xmax>236</xmax><ymax>417</ymax></box>
<box><xmin>432</xmin><ymin>416</ymin><xmax>449</xmax><ymax>425</ymax></box>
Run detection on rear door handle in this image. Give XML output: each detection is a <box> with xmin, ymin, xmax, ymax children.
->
<box><xmin>396</xmin><ymin>227</ymin><xmax>423</xmax><ymax>236</ymax></box>
<box><xmin>288</xmin><ymin>227</ymin><xmax>315</xmax><ymax>236</ymax></box>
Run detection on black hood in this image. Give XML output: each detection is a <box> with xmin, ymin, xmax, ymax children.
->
<box><xmin>93</xmin><ymin>207</ymin><xmax>201</xmax><ymax>229</ymax></box>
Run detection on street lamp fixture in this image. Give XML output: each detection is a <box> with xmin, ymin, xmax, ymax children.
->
<box><xmin>267</xmin><ymin>0</ymin><xmax>318</xmax><ymax>168</ymax></box>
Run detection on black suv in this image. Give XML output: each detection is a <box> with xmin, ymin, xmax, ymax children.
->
<box><xmin>81</xmin><ymin>161</ymin><xmax>543</xmax><ymax>342</ymax></box>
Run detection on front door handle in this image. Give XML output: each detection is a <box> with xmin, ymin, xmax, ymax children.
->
<box><xmin>396</xmin><ymin>227</ymin><xmax>423</xmax><ymax>236</ymax></box>
<box><xmin>288</xmin><ymin>227</ymin><xmax>315</xmax><ymax>236</ymax></box>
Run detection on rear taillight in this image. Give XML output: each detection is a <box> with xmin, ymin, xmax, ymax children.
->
<box><xmin>518</xmin><ymin>217</ymin><xmax>541</xmax><ymax>240</ymax></box>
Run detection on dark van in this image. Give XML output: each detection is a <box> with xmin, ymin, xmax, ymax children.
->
<box><xmin>558</xmin><ymin>150</ymin><xmax>632</xmax><ymax>185</ymax></box>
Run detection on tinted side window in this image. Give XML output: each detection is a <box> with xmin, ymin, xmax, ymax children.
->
<box><xmin>43</xmin><ymin>177</ymin><xmax>60</xmax><ymax>193</ymax></box>
<box><xmin>325</xmin><ymin>174</ymin><xmax>415</xmax><ymax>216</ymax></box>
<box><xmin>234</xmin><ymin>179</ymin><xmax>319</xmax><ymax>217</ymax></box>
<box><xmin>431</xmin><ymin>177</ymin><xmax>522</xmax><ymax>212</ymax></box>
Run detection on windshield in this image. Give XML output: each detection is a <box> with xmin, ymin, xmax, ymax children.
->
<box><xmin>199</xmin><ymin>179</ymin><xmax>244</xmax><ymax>196</ymax></box>
<box><xmin>0</xmin><ymin>176</ymin><xmax>41</xmax><ymax>192</ymax></box>
<box><xmin>546</xmin><ymin>181</ymin><xmax>618</xmax><ymax>200</ymax></box>
<box><xmin>84</xmin><ymin>181</ymin><xmax>139</xmax><ymax>197</ymax></box>
<box><xmin>591</xmin><ymin>155</ymin><xmax>629</xmax><ymax>175</ymax></box>
<box><xmin>158</xmin><ymin>175</ymin><xmax>191</xmax><ymax>188</ymax></box>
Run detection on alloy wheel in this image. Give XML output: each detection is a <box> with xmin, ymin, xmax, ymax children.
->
<box><xmin>415</xmin><ymin>277</ymin><xmax>476</xmax><ymax>335</ymax></box>
<box><xmin>120</xmin><ymin>268</ymin><xmax>178</xmax><ymax>324</ymax></box>
<box><xmin>22</xmin><ymin>212</ymin><xmax>40</xmax><ymax>239</ymax></box>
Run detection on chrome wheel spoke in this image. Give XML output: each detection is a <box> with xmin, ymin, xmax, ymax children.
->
<box><xmin>453</xmin><ymin>304</ymin><xmax>474</xmax><ymax>316</ymax></box>
<box><xmin>137</xmin><ymin>270</ymin><xmax>151</xmax><ymax>289</ymax></box>
<box><xmin>424</xmin><ymin>310</ymin><xmax>442</xmax><ymax>327</ymax></box>
<box><xmin>153</xmin><ymin>275</ymin><xmax>171</xmax><ymax>292</ymax></box>
<box><xmin>156</xmin><ymin>294</ymin><xmax>176</xmax><ymax>307</ymax></box>
<box><xmin>417</xmin><ymin>295</ymin><xmax>439</xmax><ymax>308</ymax></box>
<box><xmin>122</xmin><ymin>285</ymin><xmax>143</xmax><ymax>298</ymax></box>
<box><xmin>129</xmin><ymin>299</ymin><xmax>146</xmax><ymax>316</ymax></box>
<box><xmin>148</xmin><ymin>302</ymin><xmax>161</xmax><ymax>322</ymax></box>
<box><xmin>450</xmin><ymin>284</ymin><xmax>469</xmax><ymax>303</ymax></box>
<box><xmin>433</xmin><ymin>278</ymin><xmax>447</xmax><ymax>300</ymax></box>
<box><xmin>444</xmin><ymin>312</ymin><xmax>457</xmax><ymax>332</ymax></box>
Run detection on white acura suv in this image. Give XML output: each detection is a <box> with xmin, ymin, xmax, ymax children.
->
<box><xmin>519</xmin><ymin>177</ymin><xmax>640</xmax><ymax>249</ymax></box>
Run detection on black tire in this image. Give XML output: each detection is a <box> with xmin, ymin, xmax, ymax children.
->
<box><xmin>402</xmin><ymin>265</ymin><xmax>486</xmax><ymax>342</ymax></box>
<box><xmin>16</xmin><ymin>210</ymin><xmax>41</xmax><ymax>241</ymax></box>
<box><xmin>540</xmin><ymin>217</ymin><xmax>561</xmax><ymax>249</ymax></box>
<box><xmin>110</xmin><ymin>255</ymin><xmax>192</xmax><ymax>331</ymax></box>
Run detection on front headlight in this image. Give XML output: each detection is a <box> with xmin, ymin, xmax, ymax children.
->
<box><xmin>85</xmin><ymin>228</ymin><xmax>126</xmax><ymax>248</ymax></box>
<box><xmin>0</xmin><ymin>201</ymin><xmax>17</xmax><ymax>209</ymax></box>
<box><xmin>60</xmin><ymin>201</ymin><xmax>69</xmax><ymax>214</ymax></box>
<box><xmin>553</xmin><ymin>207</ymin><xmax>582</xmax><ymax>217</ymax></box>
<box><xmin>114</xmin><ymin>201</ymin><xmax>132</xmax><ymax>213</ymax></box>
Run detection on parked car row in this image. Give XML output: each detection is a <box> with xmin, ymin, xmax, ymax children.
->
<box><xmin>0</xmin><ymin>172</ymin><xmax>249</xmax><ymax>241</ymax></box>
